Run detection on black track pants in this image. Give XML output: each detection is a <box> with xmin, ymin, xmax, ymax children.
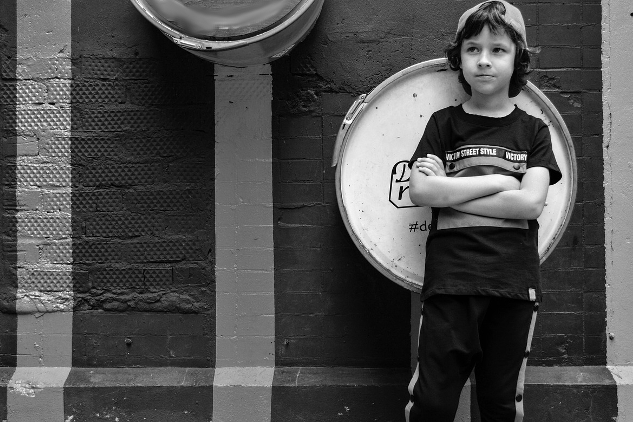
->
<box><xmin>405</xmin><ymin>295</ymin><xmax>538</xmax><ymax>422</ymax></box>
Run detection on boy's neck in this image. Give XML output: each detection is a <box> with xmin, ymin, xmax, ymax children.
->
<box><xmin>462</xmin><ymin>94</ymin><xmax>515</xmax><ymax>118</ymax></box>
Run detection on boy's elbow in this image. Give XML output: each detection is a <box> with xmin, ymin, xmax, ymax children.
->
<box><xmin>409</xmin><ymin>185</ymin><xmax>441</xmax><ymax>207</ymax></box>
<box><xmin>524</xmin><ymin>199</ymin><xmax>545</xmax><ymax>219</ymax></box>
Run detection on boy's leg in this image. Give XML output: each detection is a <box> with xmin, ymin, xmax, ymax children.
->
<box><xmin>474</xmin><ymin>298</ymin><xmax>538</xmax><ymax>422</ymax></box>
<box><xmin>406</xmin><ymin>295</ymin><xmax>489</xmax><ymax>422</ymax></box>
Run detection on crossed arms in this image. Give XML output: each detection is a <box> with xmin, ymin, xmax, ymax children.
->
<box><xmin>408</xmin><ymin>154</ymin><xmax>550</xmax><ymax>220</ymax></box>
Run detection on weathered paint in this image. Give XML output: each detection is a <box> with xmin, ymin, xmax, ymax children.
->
<box><xmin>7</xmin><ymin>0</ymin><xmax>73</xmax><ymax>420</ymax></box>
<box><xmin>603</xmin><ymin>0</ymin><xmax>633</xmax><ymax>418</ymax></box>
<box><xmin>213</xmin><ymin>64</ymin><xmax>275</xmax><ymax>421</ymax></box>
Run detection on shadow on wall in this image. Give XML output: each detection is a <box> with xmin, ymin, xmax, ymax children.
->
<box><xmin>69</xmin><ymin>0</ymin><xmax>216</xmax><ymax>368</ymax></box>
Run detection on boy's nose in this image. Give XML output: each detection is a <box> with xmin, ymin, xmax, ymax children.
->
<box><xmin>478</xmin><ymin>53</ymin><xmax>491</xmax><ymax>67</ymax></box>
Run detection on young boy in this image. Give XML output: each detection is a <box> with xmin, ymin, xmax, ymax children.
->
<box><xmin>405</xmin><ymin>2</ymin><xmax>562</xmax><ymax>421</ymax></box>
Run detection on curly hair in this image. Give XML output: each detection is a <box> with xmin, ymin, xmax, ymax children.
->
<box><xmin>445</xmin><ymin>1</ymin><xmax>536</xmax><ymax>98</ymax></box>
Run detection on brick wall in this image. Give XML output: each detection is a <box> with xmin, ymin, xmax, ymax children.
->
<box><xmin>273</xmin><ymin>0</ymin><xmax>605</xmax><ymax>367</ymax></box>
<box><xmin>69</xmin><ymin>0</ymin><xmax>216</xmax><ymax>367</ymax></box>
<box><xmin>521</xmin><ymin>0</ymin><xmax>604</xmax><ymax>365</ymax></box>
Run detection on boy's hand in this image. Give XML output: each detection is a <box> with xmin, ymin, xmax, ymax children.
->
<box><xmin>414</xmin><ymin>154</ymin><xmax>446</xmax><ymax>177</ymax></box>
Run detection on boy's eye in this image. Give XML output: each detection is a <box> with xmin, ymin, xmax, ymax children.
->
<box><xmin>466</xmin><ymin>46</ymin><xmax>479</xmax><ymax>53</ymax></box>
<box><xmin>493</xmin><ymin>47</ymin><xmax>506</xmax><ymax>53</ymax></box>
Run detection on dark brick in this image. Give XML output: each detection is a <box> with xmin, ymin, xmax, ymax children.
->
<box><xmin>278</xmin><ymin>160</ymin><xmax>323</xmax><ymax>182</ymax></box>
<box><xmin>173</xmin><ymin>265</ymin><xmax>209</xmax><ymax>286</ymax></box>
<box><xmin>122</xmin><ymin>239</ymin><xmax>204</xmax><ymax>263</ymax></box>
<box><xmin>584</xmin><ymin>312</ymin><xmax>606</xmax><ymax>335</ymax></box>
<box><xmin>581</xmin><ymin>25</ymin><xmax>601</xmax><ymax>46</ymax></box>
<box><xmin>539</xmin><ymin>47</ymin><xmax>582</xmax><ymax>68</ymax></box>
<box><xmin>581</xmin><ymin>92</ymin><xmax>601</xmax><ymax>113</ymax></box>
<box><xmin>276</xmin><ymin>292</ymin><xmax>324</xmax><ymax>315</ymax></box>
<box><xmin>583</xmin><ymin>201</ymin><xmax>603</xmax><ymax>224</ymax></box>
<box><xmin>124</xmin><ymin>189</ymin><xmax>209</xmax><ymax>213</ymax></box>
<box><xmin>322</xmin><ymin>93</ymin><xmax>357</xmax><ymax>116</ymax></box>
<box><xmin>541</xmin><ymin>291</ymin><xmax>583</xmax><ymax>312</ymax></box>
<box><xmin>585</xmin><ymin>335</ymin><xmax>606</xmax><ymax>356</ymax></box>
<box><xmin>561</xmin><ymin>113</ymin><xmax>582</xmax><ymax>136</ymax></box>
<box><xmin>582</xmin><ymin>113</ymin><xmax>602</xmax><ymax>136</ymax></box>
<box><xmin>81</xmin><ymin>163</ymin><xmax>160</xmax><ymax>187</ymax></box>
<box><xmin>541</xmin><ymin>269</ymin><xmax>583</xmax><ymax>291</ymax></box>
<box><xmin>275</xmin><ymin>270</ymin><xmax>322</xmax><ymax>293</ymax></box>
<box><xmin>582</xmin><ymin>268</ymin><xmax>605</xmax><ymax>291</ymax></box>
<box><xmin>73</xmin><ymin>190</ymin><xmax>124</xmax><ymax>213</ymax></box>
<box><xmin>277</xmin><ymin>314</ymin><xmax>323</xmax><ymax>337</ymax></box>
<box><xmin>582</xmin><ymin>180</ymin><xmax>603</xmax><ymax>202</ymax></box>
<box><xmin>538</xmin><ymin>5</ymin><xmax>582</xmax><ymax>24</ymax></box>
<box><xmin>583</xmin><ymin>4</ymin><xmax>601</xmax><ymax>24</ymax></box>
<box><xmin>582</xmin><ymin>48</ymin><xmax>601</xmax><ymax>68</ymax></box>
<box><xmin>583</xmin><ymin>224</ymin><xmax>604</xmax><ymax>246</ymax></box>
<box><xmin>70</xmin><ymin>81</ymin><xmax>125</xmax><ymax>104</ymax></box>
<box><xmin>539</xmin><ymin>312</ymin><xmax>583</xmax><ymax>335</ymax></box>
<box><xmin>275</xmin><ymin>183</ymin><xmax>323</xmax><ymax>205</ymax></box>
<box><xmin>581</xmin><ymin>69</ymin><xmax>602</xmax><ymax>90</ymax></box>
<box><xmin>90</xmin><ymin>268</ymin><xmax>144</xmax><ymax>290</ymax></box>
<box><xmin>167</xmin><ymin>161</ymin><xmax>214</xmax><ymax>184</ymax></box>
<box><xmin>583</xmin><ymin>245</ymin><xmax>604</xmax><ymax>268</ymax></box>
<box><xmin>540</xmin><ymin>334</ymin><xmax>584</xmax><ymax>357</ymax></box>
<box><xmin>545</xmin><ymin>92</ymin><xmax>582</xmax><ymax>114</ymax></box>
<box><xmin>278</xmin><ymin>116</ymin><xmax>322</xmax><ymax>139</ymax></box>
<box><xmin>275</xmin><ymin>138</ymin><xmax>322</xmax><ymax>160</ymax></box>
<box><xmin>276</xmin><ymin>226</ymin><xmax>325</xmax><ymax>249</ymax></box>
<box><xmin>275</xmin><ymin>248</ymin><xmax>322</xmax><ymax>271</ymax></box>
<box><xmin>520</xmin><ymin>4</ymin><xmax>537</xmax><ymax>25</ymax></box>
<box><xmin>539</xmin><ymin>25</ymin><xmax>582</xmax><ymax>46</ymax></box>
<box><xmin>583</xmin><ymin>292</ymin><xmax>605</xmax><ymax>313</ymax></box>
<box><xmin>534</xmin><ymin>70</ymin><xmax>583</xmax><ymax>91</ymax></box>
<box><xmin>85</xmin><ymin>213</ymin><xmax>163</xmax><ymax>237</ymax></box>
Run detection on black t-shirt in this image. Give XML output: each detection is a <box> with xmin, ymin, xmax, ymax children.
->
<box><xmin>408</xmin><ymin>105</ymin><xmax>562</xmax><ymax>302</ymax></box>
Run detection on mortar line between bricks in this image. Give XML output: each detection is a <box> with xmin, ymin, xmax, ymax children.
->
<box><xmin>7</xmin><ymin>0</ymin><xmax>74</xmax><ymax>421</ymax></box>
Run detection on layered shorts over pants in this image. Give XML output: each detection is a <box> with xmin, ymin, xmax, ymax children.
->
<box><xmin>405</xmin><ymin>294</ymin><xmax>538</xmax><ymax>422</ymax></box>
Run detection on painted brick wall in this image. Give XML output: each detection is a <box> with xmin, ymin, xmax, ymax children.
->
<box><xmin>274</xmin><ymin>0</ymin><xmax>604</xmax><ymax>367</ymax></box>
<box><xmin>69</xmin><ymin>0</ymin><xmax>216</xmax><ymax>367</ymax></box>
<box><xmin>520</xmin><ymin>0</ymin><xmax>604</xmax><ymax>366</ymax></box>
<box><xmin>0</xmin><ymin>0</ymin><xmax>606</xmax><ymax>373</ymax></box>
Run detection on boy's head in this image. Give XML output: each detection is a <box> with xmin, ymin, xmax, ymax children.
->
<box><xmin>445</xmin><ymin>1</ymin><xmax>532</xmax><ymax>98</ymax></box>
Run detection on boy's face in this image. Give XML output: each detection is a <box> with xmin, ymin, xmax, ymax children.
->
<box><xmin>460</xmin><ymin>25</ymin><xmax>516</xmax><ymax>99</ymax></box>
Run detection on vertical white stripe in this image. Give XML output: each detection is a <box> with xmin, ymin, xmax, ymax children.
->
<box><xmin>603</xmin><ymin>0</ymin><xmax>633</xmax><ymax>419</ymax></box>
<box><xmin>213</xmin><ymin>64</ymin><xmax>274</xmax><ymax>422</ymax></box>
<box><xmin>513</xmin><ymin>305</ymin><xmax>537</xmax><ymax>422</ymax></box>
<box><xmin>7</xmin><ymin>0</ymin><xmax>73</xmax><ymax>421</ymax></box>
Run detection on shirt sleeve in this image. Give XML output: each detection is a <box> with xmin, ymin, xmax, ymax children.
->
<box><xmin>408</xmin><ymin>113</ymin><xmax>446</xmax><ymax>169</ymax></box>
<box><xmin>526</xmin><ymin>122</ymin><xmax>562</xmax><ymax>185</ymax></box>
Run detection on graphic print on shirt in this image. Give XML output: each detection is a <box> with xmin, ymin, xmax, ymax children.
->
<box><xmin>438</xmin><ymin>144</ymin><xmax>529</xmax><ymax>230</ymax></box>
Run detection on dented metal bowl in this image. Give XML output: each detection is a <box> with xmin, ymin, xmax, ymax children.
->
<box><xmin>130</xmin><ymin>0</ymin><xmax>323</xmax><ymax>66</ymax></box>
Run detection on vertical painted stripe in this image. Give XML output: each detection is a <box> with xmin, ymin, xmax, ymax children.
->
<box><xmin>213</xmin><ymin>64</ymin><xmax>275</xmax><ymax>422</ymax></box>
<box><xmin>604</xmin><ymin>0</ymin><xmax>633</xmax><ymax>419</ymax></box>
<box><xmin>7</xmin><ymin>0</ymin><xmax>72</xmax><ymax>421</ymax></box>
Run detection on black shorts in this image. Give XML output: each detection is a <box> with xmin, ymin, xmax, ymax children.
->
<box><xmin>405</xmin><ymin>294</ymin><xmax>538</xmax><ymax>422</ymax></box>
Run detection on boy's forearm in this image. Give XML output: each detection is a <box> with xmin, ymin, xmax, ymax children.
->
<box><xmin>451</xmin><ymin>167</ymin><xmax>551</xmax><ymax>220</ymax></box>
<box><xmin>408</xmin><ymin>172</ymin><xmax>516</xmax><ymax>207</ymax></box>
<box><xmin>451</xmin><ymin>190</ymin><xmax>544</xmax><ymax>220</ymax></box>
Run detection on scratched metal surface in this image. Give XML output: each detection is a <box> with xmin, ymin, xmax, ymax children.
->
<box><xmin>151</xmin><ymin>0</ymin><xmax>301</xmax><ymax>38</ymax></box>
